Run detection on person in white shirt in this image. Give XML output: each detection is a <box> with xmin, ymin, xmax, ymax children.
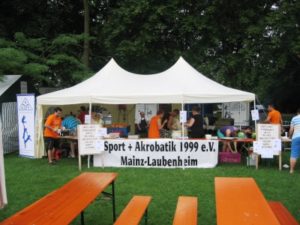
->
<box><xmin>289</xmin><ymin>108</ymin><xmax>300</xmax><ymax>174</ymax></box>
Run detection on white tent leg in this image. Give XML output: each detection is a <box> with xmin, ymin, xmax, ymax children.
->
<box><xmin>181</xmin><ymin>102</ymin><xmax>184</xmax><ymax>138</ymax></box>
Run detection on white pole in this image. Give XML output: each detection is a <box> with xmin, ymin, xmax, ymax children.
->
<box><xmin>239</xmin><ymin>102</ymin><xmax>241</xmax><ymax>130</ymax></box>
<box><xmin>181</xmin><ymin>102</ymin><xmax>184</xmax><ymax>138</ymax></box>
<box><xmin>254</xmin><ymin>98</ymin><xmax>257</xmax><ymax>129</ymax></box>
<box><xmin>88</xmin><ymin>101</ymin><xmax>92</xmax><ymax>168</ymax></box>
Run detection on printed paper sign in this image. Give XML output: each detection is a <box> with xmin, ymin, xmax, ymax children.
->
<box><xmin>180</xmin><ymin>111</ymin><xmax>187</xmax><ymax>123</ymax></box>
<box><xmin>255</xmin><ymin>124</ymin><xmax>281</xmax><ymax>158</ymax></box>
<box><xmin>251</xmin><ymin>110</ymin><xmax>259</xmax><ymax>121</ymax></box>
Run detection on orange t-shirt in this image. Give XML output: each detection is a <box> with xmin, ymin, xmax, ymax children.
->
<box><xmin>268</xmin><ymin>109</ymin><xmax>282</xmax><ymax>124</ymax></box>
<box><xmin>148</xmin><ymin>115</ymin><xmax>161</xmax><ymax>138</ymax></box>
<box><xmin>44</xmin><ymin>114</ymin><xmax>62</xmax><ymax>138</ymax></box>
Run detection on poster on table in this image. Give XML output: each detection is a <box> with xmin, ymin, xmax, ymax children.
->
<box><xmin>254</xmin><ymin>124</ymin><xmax>281</xmax><ymax>158</ymax></box>
<box><xmin>17</xmin><ymin>94</ymin><xmax>35</xmax><ymax>158</ymax></box>
<box><xmin>94</xmin><ymin>139</ymin><xmax>219</xmax><ymax>168</ymax></box>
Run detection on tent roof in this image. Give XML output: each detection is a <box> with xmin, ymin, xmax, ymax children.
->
<box><xmin>0</xmin><ymin>75</ymin><xmax>22</xmax><ymax>97</ymax></box>
<box><xmin>37</xmin><ymin>57</ymin><xmax>255</xmax><ymax>105</ymax></box>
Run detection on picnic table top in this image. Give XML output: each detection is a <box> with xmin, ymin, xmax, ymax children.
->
<box><xmin>0</xmin><ymin>172</ymin><xmax>117</xmax><ymax>225</ymax></box>
<box><xmin>215</xmin><ymin>177</ymin><xmax>280</xmax><ymax>225</ymax></box>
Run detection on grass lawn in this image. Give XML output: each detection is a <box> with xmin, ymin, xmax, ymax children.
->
<box><xmin>1</xmin><ymin>152</ymin><xmax>300</xmax><ymax>225</ymax></box>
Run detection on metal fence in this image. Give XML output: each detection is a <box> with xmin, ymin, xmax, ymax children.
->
<box><xmin>1</xmin><ymin>102</ymin><xmax>19</xmax><ymax>154</ymax></box>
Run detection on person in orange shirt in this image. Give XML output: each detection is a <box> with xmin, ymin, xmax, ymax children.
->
<box><xmin>44</xmin><ymin>107</ymin><xmax>62</xmax><ymax>164</ymax></box>
<box><xmin>265</xmin><ymin>104</ymin><xmax>283</xmax><ymax>125</ymax></box>
<box><xmin>148</xmin><ymin>110</ymin><xmax>167</xmax><ymax>138</ymax></box>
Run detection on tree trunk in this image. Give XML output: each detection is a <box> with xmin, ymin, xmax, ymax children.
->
<box><xmin>82</xmin><ymin>0</ymin><xmax>90</xmax><ymax>67</ymax></box>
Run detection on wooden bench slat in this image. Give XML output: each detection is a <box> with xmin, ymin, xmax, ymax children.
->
<box><xmin>173</xmin><ymin>196</ymin><xmax>198</xmax><ymax>225</ymax></box>
<box><xmin>269</xmin><ymin>201</ymin><xmax>299</xmax><ymax>225</ymax></box>
<box><xmin>114</xmin><ymin>196</ymin><xmax>152</xmax><ymax>225</ymax></box>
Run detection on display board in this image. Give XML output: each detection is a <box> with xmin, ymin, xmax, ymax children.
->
<box><xmin>254</xmin><ymin>124</ymin><xmax>281</xmax><ymax>158</ymax></box>
<box><xmin>222</xmin><ymin>102</ymin><xmax>250</xmax><ymax>126</ymax></box>
<box><xmin>135</xmin><ymin>104</ymin><xmax>158</xmax><ymax>123</ymax></box>
<box><xmin>94</xmin><ymin>139</ymin><xmax>219</xmax><ymax>168</ymax></box>
<box><xmin>17</xmin><ymin>94</ymin><xmax>35</xmax><ymax>158</ymax></box>
<box><xmin>77</xmin><ymin>125</ymin><xmax>107</xmax><ymax>155</ymax></box>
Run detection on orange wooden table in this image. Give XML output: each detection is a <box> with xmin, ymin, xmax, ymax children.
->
<box><xmin>0</xmin><ymin>172</ymin><xmax>118</xmax><ymax>225</ymax></box>
<box><xmin>215</xmin><ymin>177</ymin><xmax>280</xmax><ymax>225</ymax></box>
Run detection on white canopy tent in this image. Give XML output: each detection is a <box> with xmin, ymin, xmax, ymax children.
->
<box><xmin>35</xmin><ymin>57</ymin><xmax>255</xmax><ymax>157</ymax></box>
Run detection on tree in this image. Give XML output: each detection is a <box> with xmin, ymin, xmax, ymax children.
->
<box><xmin>82</xmin><ymin>0</ymin><xmax>90</xmax><ymax>67</ymax></box>
<box><xmin>0</xmin><ymin>33</ymin><xmax>91</xmax><ymax>88</ymax></box>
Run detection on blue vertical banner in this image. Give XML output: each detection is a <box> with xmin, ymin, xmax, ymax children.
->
<box><xmin>17</xmin><ymin>94</ymin><xmax>35</xmax><ymax>157</ymax></box>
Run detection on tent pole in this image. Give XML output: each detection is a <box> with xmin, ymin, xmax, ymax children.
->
<box><xmin>181</xmin><ymin>102</ymin><xmax>184</xmax><ymax>138</ymax></box>
<box><xmin>239</xmin><ymin>102</ymin><xmax>241</xmax><ymax>130</ymax></box>
<box><xmin>254</xmin><ymin>98</ymin><xmax>257</xmax><ymax>130</ymax></box>
<box><xmin>87</xmin><ymin>101</ymin><xmax>92</xmax><ymax>168</ymax></box>
<box><xmin>89</xmin><ymin>102</ymin><xmax>92</xmax><ymax>119</ymax></box>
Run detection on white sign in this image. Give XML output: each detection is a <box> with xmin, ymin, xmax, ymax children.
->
<box><xmin>84</xmin><ymin>115</ymin><xmax>91</xmax><ymax>124</ymax></box>
<box><xmin>78</xmin><ymin>124</ymin><xmax>105</xmax><ymax>155</ymax></box>
<box><xmin>180</xmin><ymin>111</ymin><xmax>187</xmax><ymax>123</ymax></box>
<box><xmin>94</xmin><ymin>139</ymin><xmax>219</xmax><ymax>168</ymax></box>
<box><xmin>17</xmin><ymin>94</ymin><xmax>35</xmax><ymax>157</ymax></box>
<box><xmin>255</xmin><ymin>124</ymin><xmax>281</xmax><ymax>158</ymax></box>
<box><xmin>251</xmin><ymin>109</ymin><xmax>259</xmax><ymax>121</ymax></box>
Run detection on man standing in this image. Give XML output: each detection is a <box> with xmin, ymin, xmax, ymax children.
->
<box><xmin>265</xmin><ymin>104</ymin><xmax>283</xmax><ymax>125</ymax></box>
<box><xmin>44</xmin><ymin>107</ymin><xmax>62</xmax><ymax>164</ymax></box>
<box><xmin>289</xmin><ymin>108</ymin><xmax>300</xmax><ymax>174</ymax></box>
<box><xmin>135</xmin><ymin>111</ymin><xmax>148</xmax><ymax>138</ymax></box>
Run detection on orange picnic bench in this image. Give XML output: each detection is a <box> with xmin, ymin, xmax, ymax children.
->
<box><xmin>173</xmin><ymin>196</ymin><xmax>198</xmax><ymax>225</ymax></box>
<box><xmin>215</xmin><ymin>177</ymin><xmax>281</xmax><ymax>225</ymax></box>
<box><xmin>269</xmin><ymin>201</ymin><xmax>299</xmax><ymax>225</ymax></box>
<box><xmin>0</xmin><ymin>172</ymin><xmax>118</xmax><ymax>225</ymax></box>
<box><xmin>114</xmin><ymin>196</ymin><xmax>152</xmax><ymax>225</ymax></box>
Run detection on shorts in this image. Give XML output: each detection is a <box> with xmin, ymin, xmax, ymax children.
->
<box><xmin>44</xmin><ymin>137</ymin><xmax>60</xmax><ymax>150</ymax></box>
<box><xmin>291</xmin><ymin>137</ymin><xmax>300</xmax><ymax>159</ymax></box>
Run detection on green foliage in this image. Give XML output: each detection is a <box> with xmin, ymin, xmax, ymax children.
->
<box><xmin>0</xmin><ymin>33</ymin><xmax>91</xmax><ymax>88</ymax></box>
<box><xmin>0</xmin><ymin>0</ymin><xmax>299</xmax><ymax>111</ymax></box>
<box><xmin>0</xmin><ymin>48</ymin><xmax>27</xmax><ymax>74</ymax></box>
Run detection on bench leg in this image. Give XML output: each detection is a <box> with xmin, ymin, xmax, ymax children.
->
<box><xmin>112</xmin><ymin>181</ymin><xmax>116</xmax><ymax>222</ymax></box>
<box><xmin>81</xmin><ymin>211</ymin><xmax>85</xmax><ymax>225</ymax></box>
<box><xmin>144</xmin><ymin>208</ymin><xmax>148</xmax><ymax>225</ymax></box>
<box><xmin>102</xmin><ymin>181</ymin><xmax>116</xmax><ymax>222</ymax></box>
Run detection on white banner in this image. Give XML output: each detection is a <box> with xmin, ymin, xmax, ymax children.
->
<box><xmin>94</xmin><ymin>139</ymin><xmax>218</xmax><ymax>168</ymax></box>
<box><xmin>17</xmin><ymin>94</ymin><xmax>35</xmax><ymax>157</ymax></box>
